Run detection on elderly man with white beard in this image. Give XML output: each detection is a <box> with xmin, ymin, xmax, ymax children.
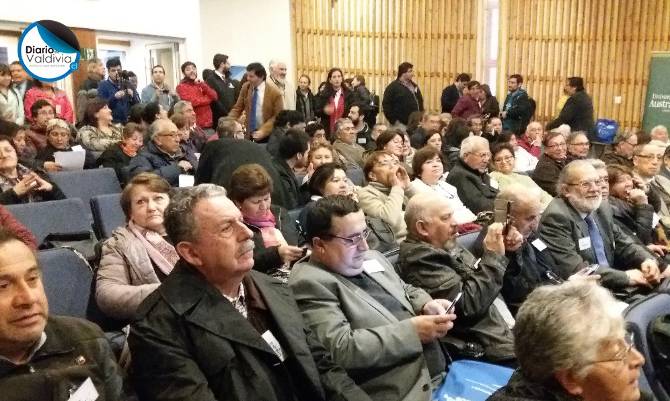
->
<box><xmin>538</xmin><ymin>160</ymin><xmax>662</xmax><ymax>290</ymax></box>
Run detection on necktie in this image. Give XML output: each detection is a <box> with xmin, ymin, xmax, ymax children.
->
<box><xmin>585</xmin><ymin>214</ymin><xmax>609</xmax><ymax>267</ymax></box>
<box><xmin>249</xmin><ymin>87</ymin><xmax>258</xmax><ymax>133</ymax></box>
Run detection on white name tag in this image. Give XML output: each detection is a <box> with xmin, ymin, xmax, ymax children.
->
<box><xmin>261</xmin><ymin>330</ymin><xmax>286</xmax><ymax>362</ymax></box>
<box><xmin>67</xmin><ymin>377</ymin><xmax>99</xmax><ymax>401</ymax></box>
<box><xmin>362</xmin><ymin>259</ymin><xmax>386</xmax><ymax>273</ymax></box>
<box><xmin>179</xmin><ymin>174</ymin><xmax>195</xmax><ymax>188</ymax></box>
<box><xmin>55</xmin><ymin>104</ymin><xmax>62</xmax><ymax>115</ymax></box>
<box><xmin>531</xmin><ymin>238</ymin><xmax>547</xmax><ymax>251</ymax></box>
<box><xmin>578</xmin><ymin>237</ymin><xmax>591</xmax><ymax>250</ymax></box>
<box><xmin>71</xmin><ymin>145</ymin><xmax>84</xmax><ymax>152</ymax></box>
<box><xmin>357</xmin><ymin>137</ymin><xmax>367</xmax><ymax>144</ymax></box>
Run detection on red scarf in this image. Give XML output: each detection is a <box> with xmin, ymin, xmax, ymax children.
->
<box><xmin>328</xmin><ymin>90</ymin><xmax>345</xmax><ymax>133</ymax></box>
<box><xmin>244</xmin><ymin>210</ymin><xmax>279</xmax><ymax>247</ymax></box>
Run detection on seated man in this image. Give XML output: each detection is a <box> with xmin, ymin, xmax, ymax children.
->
<box><xmin>0</xmin><ymin>228</ymin><xmax>123</xmax><ymax>400</ymax></box>
<box><xmin>128</xmin><ymin>185</ymin><xmax>372</xmax><ymax>401</ymax></box>
<box><xmin>539</xmin><ymin>159</ymin><xmax>664</xmax><ymax>290</ymax></box>
<box><xmin>356</xmin><ymin>150</ymin><xmax>416</xmax><ymax>243</ymax></box>
<box><xmin>398</xmin><ymin>192</ymin><xmax>518</xmax><ymax>362</ymax></box>
<box><xmin>332</xmin><ymin>118</ymin><xmax>366</xmax><ymax>168</ymax></box>
<box><xmin>446</xmin><ymin>135</ymin><xmax>498</xmax><ymax>214</ymax></box>
<box><xmin>289</xmin><ymin>195</ymin><xmax>456</xmax><ymax>401</ymax></box>
<box><xmin>601</xmin><ymin>130</ymin><xmax>637</xmax><ymax>168</ymax></box>
<box><xmin>128</xmin><ymin>119</ymin><xmax>197</xmax><ymax>186</ymax></box>
<box><xmin>273</xmin><ymin>129</ymin><xmax>310</xmax><ymax>209</ymax></box>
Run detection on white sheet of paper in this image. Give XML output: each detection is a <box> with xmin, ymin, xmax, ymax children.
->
<box><xmin>653</xmin><ymin>213</ymin><xmax>661</xmax><ymax>228</ymax></box>
<box><xmin>54</xmin><ymin>150</ymin><xmax>85</xmax><ymax>171</ymax></box>
<box><xmin>362</xmin><ymin>259</ymin><xmax>385</xmax><ymax>274</ymax></box>
<box><xmin>261</xmin><ymin>330</ymin><xmax>287</xmax><ymax>361</ymax></box>
<box><xmin>67</xmin><ymin>377</ymin><xmax>99</xmax><ymax>401</ymax></box>
<box><xmin>531</xmin><ymin>238</ymin><xmax>547</xmax><ymax>251</ymax></box>
<box><xmin>179</xmin><ymin>174</ymin><xmax>195</xmax><ymax>187</ymax></box>
<box><xmin>578</xmin><ymin>237</ymin><xmax>591</xmax><ymax>250</ymax></box>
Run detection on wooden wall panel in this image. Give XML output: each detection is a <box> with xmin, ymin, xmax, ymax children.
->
<box><xmin>498</xmin><ymin>0</ymin><xmax>670</xmax><ymax>132</ymax></box>
<box><xmin>292</xmin><ymin>0</ymin><xmax>480</xmax><ymax>118</ymax></box>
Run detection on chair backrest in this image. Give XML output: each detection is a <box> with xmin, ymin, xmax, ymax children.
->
<box><xmin>91</xmin><ymin>193</ymin><xmax>125</xmax><ymax>239</ymax></box>
<box><xmin>6</xmin><ymin>198</ymin><xmax>92</xmax><ymax>245</ymax></box>
<box><xmin>346</xmin><ymin>166</ymin><xmax>365</xmax><ymax>186</ymax></box>
<box><xmin>48</xmin><ymin>168</ymin><xmax>122</xmax><ymax>219</ymax></box>
<box><xmin>624</xmin><ymin>292</ymin><xmax>670</xmax><ymax>401</ymax></box>
<box><xmin>456</xmin><ymin>230</ymin><xmax>481</xmax><ymax>253</ymax></box>
<box><xmin>37</xmin><ymin>248</ymin><xmax>93</xmax><ymax>318</ymax></box>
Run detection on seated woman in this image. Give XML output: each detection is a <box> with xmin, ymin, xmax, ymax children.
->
<box><xmin>375</xmin><ymin>129</ymin><xmax>413</xmax><ymax>175</ymax></box>
<box><xmin>441</xmin><ymin>117</ymin><xmax>470</xmax><ymax>170</ymax></box>
<box><xmin>303</xmin><ymin>142</ymin><xmax>336</xmax><ymax>184</ymax></box>
<box><xmin>498</xmin><ymin>130</ymin><xmax>538</xmax><ymax>172</ymax></box>
<box><xmin>299</xmin><ymin>162</ymin><xmax>352</xmax><ymax>229</ymax></box>
<box><xmin>489</xmin><ymin>143</ymin><xmax>553</xmax><ymax>209</ymax></box>
<box><xmin>77</xmin><ymin>98</ymin><xmax>122</xmax><ymax>153</ymax></box>
<box><xmin>0</xmin><ymin>134</ymin><xmax>64</xmax><ymax>205</ymax></box>
<box><xmin>487</xmin><ymin>281</ymin><xmax>645</xmax><ymax>401</ymax></box>
<box><xmin>97</xmin><ymin>122</ymin><xmax>144</xmax><ymax>185</ymax></box>
<box><xmin>23</xmin><ymin>80</ymin><xmax>74</xmax><ymax>123</ymax></box>
<box><xmin>96</xmin><ymin>173</ymin><xmax>177</xmax><ymax>320</ymax></box>
<box><xmin>607</xmin><ymin>164</ymin><xmax>655</xmax><ymax>245</ymax></box>
<box><xmin>531</xmin><ymin>131</ymin><xmax>567</xmax><ymax>196</ymax></box>
<box><xmin>141</xmin><ymin>101</ymin><xmax>168</xmax><ymax>127</ymax></box>
<box><xmin>36</xmin><ymin>119</ymin><xmax>97</xmax><ymax>169</ymax></box>
<box><xmin>422</xmin><ymin>130</ymin><xmax>443</xmax><ymax>153</ymax></box>
<box><xmin>228</xmin><ymin>163</ymin><xmax>303</xmax><ymax>280</ymax></box>
<box><xmin>409</xmin><ymin>146</ymin><xmax>477</xmax><ymax>224</ymax></box>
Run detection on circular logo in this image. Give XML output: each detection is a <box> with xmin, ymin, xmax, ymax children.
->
<box><xmin>18</xmin><ymin>20</ymin><xmax>80</xmax><ymax>82</ymax></box>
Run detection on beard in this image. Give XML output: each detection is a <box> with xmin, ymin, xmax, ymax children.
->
<box><xmin>569</xmin><ymin>193</ymin><xmax>602</xmax><ymax>213</ymax></box>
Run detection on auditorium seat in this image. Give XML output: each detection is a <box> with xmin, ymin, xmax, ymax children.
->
<box><xmin>48</xmin><ymin>168</ymin><xmax>122</xmax><ymax>220</ymax></box>
<box><xmin>456</xmin><ymin>230</ymin><xmax>481</xmax><ymax>253</ymax></box>
<box><xmin>7</xmin><ymin>198</ymin><xmax>93</xmax><ymax>245</ymax></box>
<box><xmin>91</xmin><ymin>193</ymin><xmax>125</xmax><ymax>239</ymax></box>
<box><xmin>37</xmin><ymin>248</ymin><xmax>93</xmax><ymax>318</ymax></box>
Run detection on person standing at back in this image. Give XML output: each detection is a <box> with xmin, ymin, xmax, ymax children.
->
<box><xmin>382</xmin><ymin>62</ymin><xmax>424</xmax><ymax>128</ymax></box>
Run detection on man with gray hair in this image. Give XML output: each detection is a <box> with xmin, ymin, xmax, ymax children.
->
<box><xmin>333</xmin><ymin>117</ymin><xmax>366</xmax><ymax>168</ymax></box>
<box><xmin>128</xmin><ymin>119</ymin><xmax>197</xmax><ymax>186</ymax></box>
<box><xmin>651</xmin><ymin>124</ymin><xmax>669</xmax><ymax>143</ymax></box>
<box><xmin>631</xmin><ymin>141</ymin><xmax>670</xmax><ymax>221</ymax></box>
<box><xmin>538</xmin><ymin>159</ymin><xmax>662</xmax><ymax>290</ymax></box>
<box><xmin>129</xmin><ymin>185</ymin><xmax>372</xmax><ymax>401</ymax></box>
<box><xmin>445</xmin><ymin>135</ymin><xmax>498</xmax><ymax>213</ymax></box>
<box><xmin>601</xmin><ymin>130</ymin><xmax>637</xmax><ymax>168</ymax></box>
<box><xmin>398</xmin><ymin>191</ymin><xmax>520</xmax><ymax>362</ymax></box>
<box><xmin>170</xmin><ymin>100</ymin><xmax>208</xmax><ymax>151</ymax></box>
<box><xmin>267</xmin><ymin>59</ymin><xmax>296</xmax><ymax>110</ymax></box>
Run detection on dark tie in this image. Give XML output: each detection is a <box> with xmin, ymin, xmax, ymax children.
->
<box><xmin>249</xmin><ymin>87</ymin><xmax>258</xmax><ymax>133</ymax></box>
<box><xmin>585</xmin><ymin>214</ymin><xmax>609</xmax><ymax>267</ymax></box>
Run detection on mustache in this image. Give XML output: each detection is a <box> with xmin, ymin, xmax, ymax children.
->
<box><xmin>239</xmin><ymin>240</ymin><xmax>255</xmax><ymax>255</ymax></box>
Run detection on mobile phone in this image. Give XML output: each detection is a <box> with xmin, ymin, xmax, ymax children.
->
<box><xmin>446</xmin><ymin>292</ymin><xmax>463</xmax><ymax>314</ymax></box>
<box><xmin>578</xmin><ymin>264</ymin><xmax>599</xmax><ymax>276</ymax></box>
<box><xmin>493</xmin><ymin>198</ymin><xmax>512</xmax><ymax>235</ymax></box>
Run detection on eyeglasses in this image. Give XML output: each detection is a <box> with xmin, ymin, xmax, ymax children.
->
<box><xmin>469</xmin><ymin>151</ymin><xmax>491</xmax><ymax>159</ymax></box>
<box><xmin>376</xmin><ymin>159</ymin><xmax>400</xmax><ymax>167</ymax></box>
<box><xmin>567</xmin><ymin>177</ymin><xmax>607</xmax><ymax>190</ymax></box>
<box><xmin>494</xmin><ymin>156</ymin><xmax>515</xmax><ymax>163</ymax></box>
<box><xmin>325</xmin><ymin>228</ymin><xmax>370</xmax><ymax>247</ymax></box>
<box><xmin>570</xmin><ymin>142</ymin><xmax>590</xmax><ymax>147</ymax></box>
<box><xmin>48</xmin><ymin>131</ymin><xmax>69</xmax><ymax>138</ymax></box>
<box><xmin>636</xmin><ymin>154</ymin><xmax>664</xmax><ymax>161</ymax></box>
<box><xmin>587</xmin><ymin>332</ymin><xmax>636</xmax><ymax>365</ymax></box>
<box><xmin>158</xmin><ymin>133</ymin><xmax>180</xmax><ymax>138</ymax></box>
<box><xmin>546</xmin><ymin>142</ymin><xmax>567</xmax><ymax>149</ymax></box>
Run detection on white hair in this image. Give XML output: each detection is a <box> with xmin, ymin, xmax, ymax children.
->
<box><xmin>459</xmin><ymin>135</ymin><xmax>489</xmax><ymax>158</ymax></box>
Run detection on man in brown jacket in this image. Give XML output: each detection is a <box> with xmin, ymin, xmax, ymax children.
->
<box><xmin>228</xmin><ymin>62</ymin><xmax>284</xmax><ymax>142</ymax></box>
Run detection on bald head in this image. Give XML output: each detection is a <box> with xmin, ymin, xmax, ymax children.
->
<box><xmin>405</xmin><ymin>192</ymin><xmax>458</xmax><ymax>248</ymax></box>
<box><xmin>497</xmin><ymin>184</ymin><xmax>544</xmax><ymax>239</ymax></box>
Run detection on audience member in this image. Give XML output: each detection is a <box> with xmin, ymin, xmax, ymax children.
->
<box><xmin>290</xmin><ymin>195</ymin><xmax>455</xmax><ymax>401</ymax></box>
<box><xmin>466</xmin><ymin>114</ymin><xmax>484</xmax><ymax>137</ymax></box>
<box><xmin>489</xmin><ymin>143</ymin><xmax>553</xmax><ymax>208</ymax></box>
<box><xmin>267</xmin><ymin>59</ymin><xmax>296</xmax><ymax>109</ymax></box>
<box><xmin>375</xmin><ymin>129</ymin><xmax>411</xmax><ymax>174</ymax></box>
<box><xmin>445</xmin><ymin>136</ymin><xmax>498</xmax><ymax>214</ymax></box>
<box><xmin>80</xmin><ymin>58</ymin><xmax>105</xmax><ymax>91</ymax></box>
<box><xmin>77</xmin><ymin>98</ymin><xmax>122</xmax><ymax>152</ymax></box>
<box><xmin>482</xmin><ymin>116</ymin><xmax>503</xmax><ymax>143</ymax></box>
<box><xmin>0</xmin><ymin>204</ymin><xmax>36</xmax><ymax>248</ymax></box>
<box><xmin>170</xmin><ymin>114</ymin><xmax>200</xmax><ymax>170</ymax></box>
<box><xmin>441</xmin><ymin>73</ymin><xmax>471</xmax><ymax>113</ymax></box>
<box><xmin>97</xmin><ymin>173</ymin><xmax>176</xmax><ymax>320</ymax></box>
<box><xmin>305</xmin><ymin>121</ymin><xmax>327</xmax><ymax>145</ymax></box>
<box><xmin>97</xmin><ymin>122</ymin><xmax>144</xmax><ymax>184</ymax></box>
<box><xmin>532</xmin><ymin>131</ymin><xmax>567</xmax><ymax>196</ymax></box>
<box><xmin>607</xmin><ymin>164</ymin><xmax>656</xmax><ymax>245</ymax></box>
<box><xmin>497</xmin><ymin>131</ymin><xmax>538</xmax><ymax>172</ymax></box>
<box><xmin>451</xmin><ymin>81</ymin><xmax>482</xmax><ymax>119</ymax></box>
<box><xmin>141</xmin><ymin>101</ymin><xmax>168</xmax><ymax>127</ymax></box>
<box><xmin>36</xmin><ymin>118</ymin><xmax>96</xmax><ymax>169</ymax></box>
<box><xmin>423</xmin><ymin>131</ymin><xmax>443</xmax><ymax>152</ymax></box>
<box><xmin>171</xmin><ymin>100</ymin><xmax>208</xmax><ymax>150</ymax></box>
<box><xmin>141</xmin><ymin>64</ymin><xmax>179</xmax><ymax>110</ymax></box>
<box><xmin>296</xmin><ymin>74</ymin><xmax>316</xmax><ymax>122</ymax></box>
<box><xmin>348</xmin><ymin>103</ymin><xmax>373</xmax><ymax>149</ymax></box>
<box><xmin>480</xmin><ymin>83</ymin><xmax>500</xmax><ymax>118</ymax></box>
<box><xmin>273</xmin><ymin>129</ymin><xmax>310</xmax><ymax>209</ymax></box>
<box><xmin>487</xmin><ymin>281</ymin><xmax>645</xmax><ymax>401</ymax></box>
<box><xmin>316</xmin><ymin>67</ymin><xmax>354</xmax><ymax>134</ymax></box>
<box><xmin>9</xmin><ymin>61</ymin><xmax>32</xmax><ymax>100</ymax></box>
<box><xmin>602</xmin><ymin>130</ymin><xmax>638</xmax><ymax>168</ymax></box>
<box><xmin>129</xmin><ymin>185</ymin><xmax>372</xmax><ymax>401</ymax></box>
<box><xmin>517</xmin><ymin>121</ymin><xmax>542</xmax><ymax>157</ymax></box>
<box><xmin>0</xmin><ymin>228</ymin><xmax>124</xmax><ymax>399</ymax></box>
<box><xmin>23</xmin><ymin>80</ymin><xmax>74</xmax><ymax>124</ymax></box>
<box><xmin>208</xmin><ymin>115</ymin><xmax>244</xmax><ymax>142</ymax></box>
<box><xmin>409</xmin><ymin>111</ymin><xmax>441</xmax><ymax>149</ymax></box>
<box><xmin>266</xmin><ymin>110</ymin><xmax>306</xmax><ymax>158</ymax></box>
<box><xmin>650</xmin><ymin>125</ymin><xmax>669</xmax><ymax>143</ymax></box>
<box><xmin>546</xmin><ymin>76</ymin><xmax>594</xmax><ymax>135</ymax></box>
<box><xmin>205</xmin><ymin>54</ymin><xmax>238</xmax><ymax>126</ymax></box>
<box><xmin>175</xmin><ymin>61</ymin><xmax>218</xmax><ymax>130</ymax></box>
<box><xmin>566</xmin><ymin>131</ymin><xmax>591</xmax><ymax>163</ymax></box>
<box><xmin>662</xmin><ymin>145</ymin><xmax>670</xmax><ymax>180</ymax></box>
<box><xmin>441</xmin><ymin>117</ymin><xmax>470</xmax><ymax>169</ymax></box>
<box><xmin>97</xmin><ymin>57</ymin><xmax>139</xmax><ymax>123</ymax></box>
<box><xmin>1</xmin><ymin>121</ymin><xmax>43</xmax><ymax>171</ymax></box>
<box><xmin>632</xmin><ymin>141</ymin><xmax>670</xmax><ymax>219</ymax></box>
<box><xmin>332</xmin><ymin>117</ymin><xmax>366</xmax><ymax>168</ymax></box>
<box><xmin>399</xmin><ymin>192</ymin><xmax>518</xmax><ymax>362</ymax></box>
<box><xmin>501</xmin><ymin>74</ymin><xmax>532</xmax><ymax>134</ymax></box>
<box><xmin>382</xmin><ymin>62</ymin><xmax>425</xmax><ymax>127</ymax></box>
<box><xmin>0</xmin><ymin>64</ymin><xmax>24</xmax><ymax>125</ymax></box>
<box><xmin>229</xmin><ymin>62</ymin><xmax>284</xmax><ymax>142</ymax></box>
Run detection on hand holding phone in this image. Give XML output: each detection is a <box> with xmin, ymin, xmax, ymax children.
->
<box><xmin>446</xmin><ymin>292</ymin><xmax>463</xmax><ymax>315</ymax></box>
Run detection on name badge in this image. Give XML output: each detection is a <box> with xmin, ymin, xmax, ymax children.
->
<box><xmin>261</xmin><ymin>330</ymin><xmax>286</xmax><ymax>361</ymax></box>
<box><xmin>67</xmin><ymin>377</ymin><xmax>99</xmax><ymax>401</ymax></box>
<box><xmin>578</xmin><ymin>237</ymin><xmax>591</xmax><ymax>250</ymax></box>
<box><xmin>362</xmin><ymin>259</ymin><xmax>386</xmax><ymax>273</ymax></box>
<box><xmin>71</xmin><ymin>145</ymin><xmax>84</xmax><ymax>152</ymax></box>
<box><xmin>357</xmin><ymin>137</ymin><xmax>367</xmax><ymax>144</ymax></box>
<box><xmin>228</xmin><ymin>83</ymin><xmax>234</xmax><ymax>88</ymax></box>
<box><xmin>531</xmin><ymin>238</ymin><xmax>547</xmax><ymax>251</ymax></box>
<box><xmin>55</xmin><ymin>104</ymin><xmax>62</xmax><ymax>115</ymax></box>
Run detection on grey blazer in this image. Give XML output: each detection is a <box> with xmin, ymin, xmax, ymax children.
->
<box><xmin>539</xmin><ymin>197</ymin><xmax>654</xmax><ymax>289</ymax></box>
<box><xmin>289</xmin><ymin>250</ymin><xmax>435</xmax><ymax>401</ymax></box>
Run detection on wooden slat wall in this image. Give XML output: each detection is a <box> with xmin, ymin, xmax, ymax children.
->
<box><xmin>498</xmin><ymin>0</ymin><xmax>670</xmax><ymax>132</ymax></box>
<box><xmin>291</xmin><ymin>0</ymin><xmax>479</xmax><ymax>117</ymax></box>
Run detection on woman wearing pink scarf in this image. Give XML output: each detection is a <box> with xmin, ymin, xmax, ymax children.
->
<box><xmin>96</xmin><ymin>173</ymin><xmax>178</xmax><ymax>320</ymax></box>
<box><xmin>229</xmin><ymin>163</ymin><xmax>304</xmax><ymax>281</ymax></box>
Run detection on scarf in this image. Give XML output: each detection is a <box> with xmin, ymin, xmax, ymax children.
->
<box><xmin>127</xmin><ymin>220</ymin><xmax>179</xmax><ymax>276</ymax></box>
<box><xmin>328</xmin><ymin>89</ymin><xmax>345</xmax><ymax>133</ymax></box>
<box><xmin>244</xmin><ymin>210</ymin><xmax>280</xmax><ymax>247</ymax></box>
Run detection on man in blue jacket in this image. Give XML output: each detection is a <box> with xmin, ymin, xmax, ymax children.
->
<box><xmin>97</xmin><ymin>57</ymin><xmax>139</xmax><ymax>123</ymax></box>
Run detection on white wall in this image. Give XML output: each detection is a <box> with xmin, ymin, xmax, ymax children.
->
<box><xmin>199</xmin><ymin>0</ymin><xmax>294</xmax><ymax>81</ymax></box>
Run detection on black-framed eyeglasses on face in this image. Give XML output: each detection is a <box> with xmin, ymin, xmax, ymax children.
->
<box><xmin>636</xmin><ymin>154</ymin><xmax>664</xmax><ymax>161</ymax></box>
<box><xmin>325</xmin><ymin>228</ymin><xmax>371</xmax><ymax>247</ymax></box>
<box><xmin>586</xmin><ymin>332</ymin><xmax>635</xmax><ymax>365</ymax></box>
<box><xmin>567</xmin><ymin>177</ymin><xmax>607</xmax><ymax>190</ymax></box>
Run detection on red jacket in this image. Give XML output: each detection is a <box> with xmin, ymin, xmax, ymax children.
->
<box><xmin>518</xmin><ymin>135</ymin><xmax>541</xmax><ymax>158</ymax></box>
<box><xmin>451</xmin><ymin>95</ymin><xmax>482</xmax><ymax>119</ymax></box>
<box><xmin>176</xmin><ymin>80</ymin><xmax>218</xmax><ymax>128</ymax></box>
<box><xmin>0</xmin><ymin>205</ymin><xmax>37</xmax><ymax>249</ymax></box>
<box><xmin>24</xmin><ymin>87</ymin><xmax>74</xmax><ymax>123</ymax></box>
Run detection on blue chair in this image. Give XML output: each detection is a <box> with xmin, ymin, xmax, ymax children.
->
<box><xmin>456</xmin><ymin>230</ymin><xmax>481</xmax><ymax>253</ymax></box>
<box><xmin>91</xmin><ymin>193</ymin><xmax>125</xmax><ymax>239</ymax></box>
<box><xmin>37</xmin><ymin>248</ymin><xmax>93</xmax><ymax>319</ymax></box>
<box><xmin>7</xmin><ymin>198</ymin><xmax>93</xmax><ymax>245</ymax></box>
<box><xmin>48</xmin><ymin>168</ymin><xmax>122</xmax><ymax>220</ymax></box>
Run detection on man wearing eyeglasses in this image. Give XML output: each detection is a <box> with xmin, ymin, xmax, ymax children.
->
<box><xmin>129</xmin><ymin>119</ymin><xmax>197</xmax><ymax>186</ymax></box>
<box><xmin>632</xmin><ymin>141</ymin><xmax>670</xmax><ymax>224</ymax></box>
<box><xmin>539</xmin><ymin>160</ymin><xmax>662</xmax><ymax>291</ymax></box>
<box><xmin>290</xmin><ymin>195</ymin><xmax>457</xmax><ymax>401</ymax></box>
<box><xmin>566</xmin><ymin>131</ymin><xmax>591</xmax><ymax>164</ymax></box>
<box><xmin>602</xmin><ymin>131</ymin><xmax>638</xmax><ymax>169</ymax></box>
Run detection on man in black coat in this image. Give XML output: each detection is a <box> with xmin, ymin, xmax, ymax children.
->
<box><xmin>382</xmin><ymin>62</ymin><xmax>424</xmax><ymax>126</ymax></box>
<box><xmin>546</xmin><ymin>76</ymin><xmax>595</xmax><ymax>136</ymax></box>
<box><xmin>129</xmin><ymin>185</ymin><xmax>372</xmax><ymax>401</ymax></box>
<box><xmin>206</xmin><ymin>53</ymin><xmax>240</xmax><ymax>128</ymax></box>
<box><xmin>440</xmin><ymin>73</ymin><xmax>470</xmax><ymax>113</ymax></box>
<box><xmin>271</xmin><ymin>129</ymin><xmax>310</xmax><ymax>210</ymax></box>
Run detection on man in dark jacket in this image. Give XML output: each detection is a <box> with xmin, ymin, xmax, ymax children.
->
<box><xmin>128</xmin><ymin>185</ymin><xmax>372</xmax><ymax>401</ymax></box>
<box><xmin>398</xmin><ymin>192</ymin><xmax>519</xmax><ymax>362</ymax></box>
<box><xmin>128</xmin><ymin>119</ymin><xmax>196</xmax><ymax>186</ymax></box>
<box><xmin>272</xmin><ymin>129</ymin><xmax>310</xmax><ymax>210</ymax></box>
<box><xmin>382</xmin><ymin>62</ymin><xmax>424</xmax><ymax>126</ymax></box>
<box><xmin>206</xmin><ymin>53</ymin><xmax>239</xmax><ymax>128</ymax></box>
<box><xmin>501</xmin><ymin>74</ymin><xmax>532</xmax><ymax>134</ymax></box>
<box><xmin>546</xmin><ymin>76</ymin><xmax>595</xmax><ymax>135</ymax></box>
<box><xmin>440</xmin><ymin>73</ymin><xmax>470</xmax><ymax>113</ymax></box>
<box><xmin>97</xmin><ymin>57</ymin><xmax>139</xmax><ymax>123</ymax></box>
<box><xmin>0</xmin><ymin>229</ymin><xmax>123</xmax><ymax>400</ymax></box>
<box><xmin>445</xmin><ymin>136</ymin><xmax>499</xmax><ymax>213</ymax></box>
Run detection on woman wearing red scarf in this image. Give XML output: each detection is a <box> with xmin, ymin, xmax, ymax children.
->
<box><xmin>229</xmin><ymin>163</ymin><xmax>304</xmax><ymax>282</ymax></box>
<box><xmin>97</xmin><ymin>122</ymin><xmax>144</xmax><ymax>185</ymax></box>
<box><xmin>315</xmin><ymin>68</ymin><xmax>354</xmax><ymax>136</ymax></box>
